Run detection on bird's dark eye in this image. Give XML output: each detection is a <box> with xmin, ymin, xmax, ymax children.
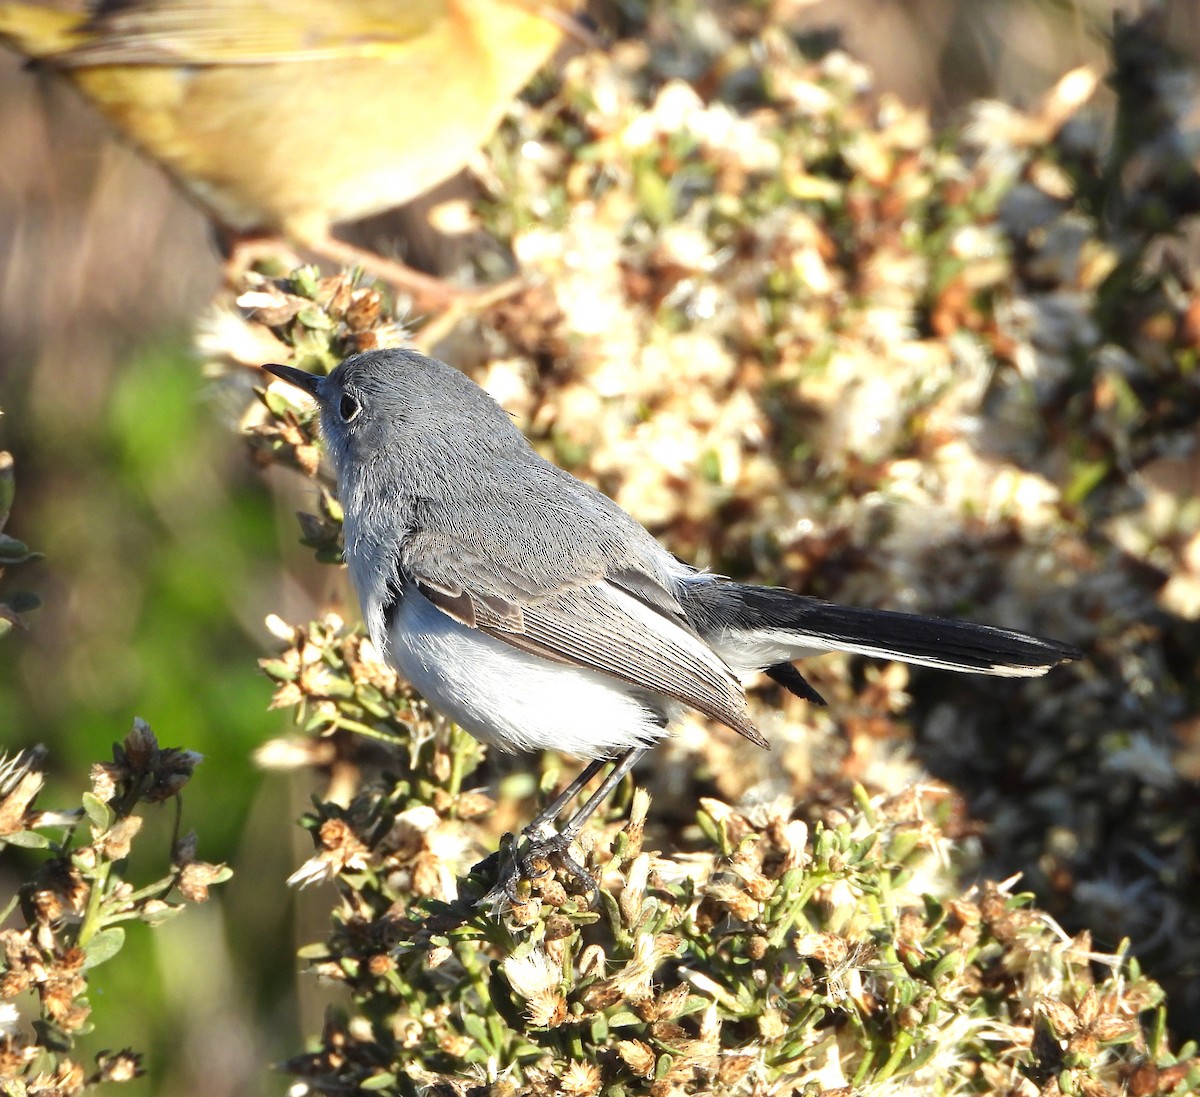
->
<box><xmin>339</xmin><ymin>392</ymin><xmax>361</xmax><ymax>423</ymax></box>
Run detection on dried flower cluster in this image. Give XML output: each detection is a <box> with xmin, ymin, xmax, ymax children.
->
<box><xmin>257</xmin><ymin>611</ymin><xmax>494</xmax><ymax>869</ymax></box>
<box><xmin>0</xmin><ymin>721</ymin><xmax>229</xmax><ymax>1096</ymax></box>
<box><xmin>196</xmin><ymin>1</ymin><xmax>1200</xmax><ymax>1091</ymax></box>
<box><xmin>274</xmin><ymin>749</ymin><xmax>1178</xmax><ymax>1095</ymax></box>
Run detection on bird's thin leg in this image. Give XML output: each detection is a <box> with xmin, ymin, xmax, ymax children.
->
<box><xmin>523</xmin><ymin>758</ymin><xmax>610</xmax><ymax>838</ymax></box>
<box><xmin>555</xmin><ymin>747</ymin><xmax>646</xmax><ymax>842</ymax></box>
<box><xmin>483</xmin><ymin>747</ymin><xmax>647</xmax><ymax>905</ymax></box>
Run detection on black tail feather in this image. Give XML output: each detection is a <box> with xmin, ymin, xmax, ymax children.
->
<box><xmin>687</xmin><ymin>581</ymin><xmax>1083</xmax><ymax>677</ymax></box>
<box><xmin>773</xmin><ymin>595</ymin><xmax>1081</xmax><ymax>673</ymax></box>
<box><xmin>764</xmin><ymin>662</ymin><xmax>827</xmax><ymax>705</ymax></box>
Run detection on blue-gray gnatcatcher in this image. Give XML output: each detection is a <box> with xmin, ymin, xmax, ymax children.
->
<box><xmin>264</xmin><ymin>350</ymin><xmax>1080</xmax><ymax>895</ymax></box>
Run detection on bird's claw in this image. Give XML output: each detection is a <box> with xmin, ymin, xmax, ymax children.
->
<box><xmin>479</xmin><ymin>828</ymin><xmax>599</xmax><ymax>908</ymax></box>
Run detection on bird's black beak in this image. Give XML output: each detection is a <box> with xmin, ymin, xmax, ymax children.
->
<box><xmin>262</xmin><ymin>363</ymin><xmax>323</xmax><ymax>397</ymax></box>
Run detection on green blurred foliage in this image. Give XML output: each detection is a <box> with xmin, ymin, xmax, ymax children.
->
<box><xmin>0</xmin><ymin>342</ymin><xmax>303</xmax><ymax>1095</ymax></box>
<box><xmin>1</xmin><ymin>342</ymin><xmax>277</xmax><ymax>830</ymax></box>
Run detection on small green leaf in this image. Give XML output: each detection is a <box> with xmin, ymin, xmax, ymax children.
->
<box><xmin>81</xmin><ymin>792</ymin><xmax>114</xmax><ymax>833</ymax></box>
<box><xmin>487</xmin><ymin>963</ymin><xmax>527</xmax><ymax>1033</ymax></box>
<box><xmin>462</xmin><ymin>1011</ymin><xmax>489</xmax><ymax>1045</ymax></box>
<box><xmin>2</xmin><ymin>829</ymin><xmax>50</xmax><ymax>849</ymax></box>
<box><xmin>259</xmin><ymin>659</ymin><xmax>296</xmax><ymax>681</ymax></box>
<box><xmin>359</xmin><ymin>696</ymin><xmax>391</xmax><ymax>718</ymax></box>
<box><xmin>360</xmin><ymin>1072</ymin><xmax>396</xmax><ymax>1091</ymax></box>
<box><xmin>1064</xmin><ymin>458</ymin><xmax>1109</xmax><ymax>506</ymax></box>
<box><xmin>320</xmin><ymin>489</ymin><xmax>343</xmax><ymax>522</ymax></box>
<box><xmin>321</xmin><ymin>676</ymin><xmax>356</xmax><ymax>699</ymax></box>
<box><xmin>698</xmin><ymin>449</ymin><xmax>721</xmax><ymax>484</ymax></box>
<box><xmin>82</xmin><ymin>927</ymin><xmax>126</xmax><ymax>969</ymax></box>
<box><xmin>608</xmin><ymin>1011</ymin><xmax>642</xmax><ymax>1028</ymax></box>
<box><xmin>3</xmin><ymin>591</ymin><xmax>40</xmax><ymax>613</ymax></box>
<box><xmin>297</xmin><ymin>943</ymin><xmax>333</xmax><ymax>960</ymax></box>
<box><xmin>290</xmin><ymin>267</ymin><xmax>320</xmax><ymax>296</ymax></box>
<box><xmin>695</xmin><ymin>809</ymin><xmax>721</xmax><ymax>849</ymax></box>
<box><xmin>888</xmin><ymin>828</ymin><xmax>922</xmax><ymax>864</ymax></box>
<box><xmin>635</xmin><ymin>159</ymin><xmax>673</xmax><ymax>226</ymax></box>
<box><xmin>931</xmin><ymin>950</ymin><xmax>962</xmax><ymax>984</ymax></box>
<box><xmin>0</xmin><ymin>534</ymin><xmax>33</xmax><ymax>561</ymax></box>
<box><xmin>297</xmin><ymin>306</ymin><xmax>333</xmax><ymax>330</ymax></box>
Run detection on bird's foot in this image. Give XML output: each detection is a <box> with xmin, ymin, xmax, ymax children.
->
<box><xmin>478</xmin><ymin>827</ymin><xmax>598</xmax><ymax>908</ymax></box>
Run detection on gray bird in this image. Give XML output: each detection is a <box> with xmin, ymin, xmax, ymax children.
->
<box><xmin>264</xmin><ymin>349</ymin><xmax>1080</xmax><ymax>896</ymax></box>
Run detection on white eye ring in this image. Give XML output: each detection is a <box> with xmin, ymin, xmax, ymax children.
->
<box><xmin>339</xmin><ymin>392</ymin><xmax>361</xmax><ymax>423</ymax></box>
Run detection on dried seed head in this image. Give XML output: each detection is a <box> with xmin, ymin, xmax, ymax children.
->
<box><xmin>177</xmin><ymin>861</ymin><xmax>227</xmax><ymax>903</ymax></box>
<box><xmin>88</xmin><ymin>761</ymin><xmax>120</xmax><ymax>804</ymax></box>
<box><xmin>507</xmin><ymin>896</ymin><xmax>543</xmax><ymax>928</ymax></box>
<box><xmin>608</xmin><ymin>933</ymin><xmax>681</xmax><ymax>1002</ymax></box>
<box><xmin>619</xmin><ymin>853</ymin><xmax>651</xmax><ymax>927</ymax></box>
<box><xmin>560</xmin><ymin>1060</ymin><xmax>602</xmax><ymax>1097</ymax></box>
<box><xmin>795</xmin><ymin>933</ymin><xmax>851</xmax><ymax>968</ymax></box>
<box><xmin>96</xmin><ymin>816</ymin><xmax>143</xmax><ymax>861</ymax></box>
<box><xmin>616</xmin><ymin>1039</ymin><xmax>657</xmax><ymax>1078</ymax></box>
<box><xmin>579</xmin><ymin>980</ymin><xmax>623</xmax><ymax>1012</ymax></box>
<box><xmin>758</xmin><ymin>1006</ymin><xmax>787</xmax><ymax>1044</ymax></box>
<box><xmin>717</xmin><ymin>1054</ymin><xmax>755</xmax><ymax>1086</ymax></box>
<box><xmin>624</xmin><ymin>787</ymin><xmax>650</xmax><ymax>857</ymax></box>
<box><xmin>502</xmin><ymin>948</ymin><xmax>561</xmax><ymax>1001</ymax></box>
<box><xmin>0</xmin><ymin>750</ymin><xmax>45</xmax><ymax>836</ymax></box>
<box><xmin>124</xmin><ymin>719</ymin><xmax>157</xmax><ymax>768</ymax></box>
<box><xmin>94</xmin><ymin>1049</ymin><xmax>143</xmax><ymax>1083</ymax></box>
<box><xmin>502</xmin><ymin>949</ymin><xmax>566</xmax><ymax>1028</ymax></box>
<box><xmin>577</xmin><ymin>944</ymin><xmax>606</xmax><ymax>981</ymax></box>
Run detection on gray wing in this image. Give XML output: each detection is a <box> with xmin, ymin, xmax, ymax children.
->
<box><xmin>395</xmin><ymin>526</ymin><xmax>766</xmax><ymax>748</ymax></box>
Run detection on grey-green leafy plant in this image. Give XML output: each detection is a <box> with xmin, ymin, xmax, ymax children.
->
<box><xmin>0</xmin><ymin>722</ymin><xmax>230</xmax><ymax>1094</ymax></box>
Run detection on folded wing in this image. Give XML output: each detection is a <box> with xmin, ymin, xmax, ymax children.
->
<box><xmin>392</xmin><ymin>529</ymin><xmax>766</xmax><ymax>748</ymax></box>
